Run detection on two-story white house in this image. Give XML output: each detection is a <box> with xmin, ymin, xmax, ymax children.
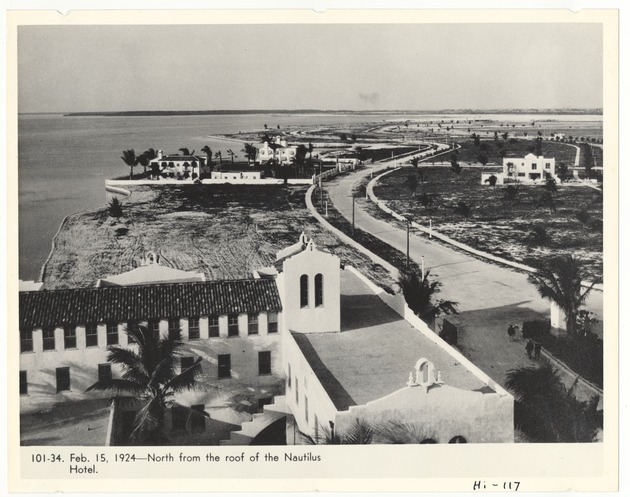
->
<box><xmin>482</xmin><ymin>153</ymin><xmax>558</xmax><ymax>186</ymax></box>
<box><xmin>149</xmin><ymin>150</ymin><xmax>207</xmax><ymax>180</ymax></box>
<box><xmin>256</xmin><ymin>137</ymin><xmax>298</xmax><ymax>165</ymax></box>
<box><xmin>503</xmin><ymin>153</ymin><xmax>556</xmax><ymax>182</ymax></box>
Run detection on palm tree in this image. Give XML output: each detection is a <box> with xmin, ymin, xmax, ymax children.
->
<box><xmin>302</xmin><ymin>418</ymin><xmax>437</xmax><ymax>445</ymax></box>
<box><xmin>86</xmin><ymin>324</ymin><xmax>202</xmax><ymax>444</ymax></box>
<box><xmin>214</xmin><ymin>151</ymin><xmax>223</xmax><ymax>169</ymax></box>
<box><xmin>303</xmin><ymin>419</ymin><xmax>373</xmax><ymax>445</ymax></box>
<box><xmin>120</xmin><ymin>149</ymin><xmax>137</xmax><ymax>180</ymax></box>
<box><xmin>241</xmin><ymin>143</ymin><xmax>258</xmax><ymax>165</ymax></box>
<box><xmin>136</xmin><ymin>153</ymin><xmax>150</xmax><ymax>176</ymax></box>
<box><xmin>179</xmin><ymin>147</ymin><xmax>194</xmax><ymax>156</ymax></box>
<box><xmin>141</xmin><ymin>149</ymin><xmax>157</xmax><ymax>178</ymax></box>
<box><xmin>506</xmin><ymin>360</ymin><xmax>601</xmax><ymax>442</ymax></box>
<box><xmin>226</xmin><ymin>149</ymin><xmax>237</xmax><ymax>165</ymax></box>
<box><xmin>201</xmin><ymin>145</ymin><xmax>213</xmax><ymax>172</ymax></box>
<box><xmin>397</xmin><ymin>269</ymin><xmax>458</xmax><ymax>325</ymax></box>
<box><xmin>527</xmin><ymin>255</ymin><xmax>599</xmax><ymax>337</ymax></box>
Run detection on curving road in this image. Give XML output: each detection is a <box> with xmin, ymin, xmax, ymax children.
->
<box><xmin>324</xmin><ymin>156</ymin><xmax>603</xmax><ymax>396</ymax></box>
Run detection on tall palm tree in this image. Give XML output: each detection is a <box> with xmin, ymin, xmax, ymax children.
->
<box><xmin>214</xmin><ymin>151</ymin><xmax>223</xmax><ymax>169</ymax></box>
<box><xmin>527</xmin><ymin>255</ymin><xmax>598</xmax><ymax>337</ymax></box>
<box><xmin>86</xmin><ymin>324</ymin><xmax>202</xmax><ymax>444</ymax></box>
<box><xmin>121</xmin><ymin>149</ymin><xmax>137</xmax><ymax>180</ymax></box>
<box><xmin>397</xmin><ymin>269</ymin><xmax>458</xmax><ymax>324</ymax></box>
<box><xmin>226</xmin><ymin>149</ymin><xmax>237</xmax><ymax>165</ymax></box>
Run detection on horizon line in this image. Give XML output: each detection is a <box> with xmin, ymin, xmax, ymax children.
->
<box><xmin>19</xmin><ymin>107</ymin><xmax>604</xmax><ymax>116</ymax></box>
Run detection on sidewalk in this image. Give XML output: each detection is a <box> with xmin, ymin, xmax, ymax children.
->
<box><xmin>323</xmin><ymin>161</ymin><xmax>603</xmax><ymax>400</ymax></box>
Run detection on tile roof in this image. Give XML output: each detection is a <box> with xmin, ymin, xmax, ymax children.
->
<box><xmin>19</xmin><ymin>279</ymin><xmax>282</xmax><ymax>330</ymax></box>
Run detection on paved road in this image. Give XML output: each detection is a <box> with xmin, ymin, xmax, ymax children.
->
<box><xmin>325</xmin><ymin>159</ymin><xmax>603</xmax><ymax>394</ymax></box>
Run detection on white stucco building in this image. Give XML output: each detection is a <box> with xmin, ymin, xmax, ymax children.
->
<box><xmin>482</xmin><ymin>153</ymin><xmax>558</xmax><ymax>186</ymax></box>
<box><xmin>149</xmin><ymin>150</ymin><xmax>207</xmax><ymax>180</ymax></box>
<box><xmin>256</xmin><ymin>137</ymin><xmax>298</xmax><ymax>165</ymax></box>
<box><xmin>210</xmin><ymin>170</ymin><xmax>264</xmax><ymax>181</ymax></box>
<box><xmin>19</xmin><ymin>234</ymin><xmax>513</xmax><ymax>445</ymax></box>
<box><xmin>503</xmin><ymin>153</ymin><xmax>556</xmax><ymax>182</ymax></box>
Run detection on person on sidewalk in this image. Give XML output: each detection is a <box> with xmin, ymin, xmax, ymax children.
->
<box><xmin>526</xmin><ymin>339</ymin><xmax>534</xmax><ymax>359</ymax></box>
<box><xmin>534</xmin><ymin>341</ymin><xmax>542</xmax><ymax>360</ymax></box>
<box><xmin>513</xmin><ymin>324</ymin><xmax>521</xmax><ymax>340</ymax></box>
<box><xmin>507</xmin><ymin>324</ymin><xmax>515</xmax><ymax>341</ymax></box>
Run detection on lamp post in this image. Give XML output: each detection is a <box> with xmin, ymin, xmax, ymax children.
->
<box><xmin>405</xmin><ymin>218</ymin><xmax>411</xmax><ymax>268</ymax></box>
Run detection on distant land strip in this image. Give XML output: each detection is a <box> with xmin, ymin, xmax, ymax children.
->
<box><xmin>61</xmin><ymin>108</ymin><xmax>603</xmax><ymax>117</ymax></box>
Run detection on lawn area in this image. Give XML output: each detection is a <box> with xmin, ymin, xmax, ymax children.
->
<box><xmin>373</xmin><ymin>166</ymin><xmax>603</xmax><ymax>281</ymax></box>
<box><xmin>424</xmin><ymin>138</ymin><xmax>578</xmax><ymax>166</ymax></box>
<box><xmin>41</xmin><ymin>184</ymin><xmax>395</xmax><ymax>291</ymax></box>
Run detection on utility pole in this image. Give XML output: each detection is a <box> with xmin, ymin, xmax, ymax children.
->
<box><xmin>352</xmin><ymin>194</ymin><xmax>356</xmax><ymax>237</ymax></box>
<box><xmin>319</xmin><ymin>161</ymin><xmax>323</xmax><ymax>211</ymax></box>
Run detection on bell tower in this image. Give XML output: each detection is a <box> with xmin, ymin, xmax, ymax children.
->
<box><xmin>279</xmin><ymin>236</ymin><xmax>340</xmax><ymax>333</ymax></box>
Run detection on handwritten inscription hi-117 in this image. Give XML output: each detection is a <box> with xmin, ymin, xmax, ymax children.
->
<box><xmin>473</xmin><ymin>481</ymin><xmax>520</xmax><ymax>491</ymax></box>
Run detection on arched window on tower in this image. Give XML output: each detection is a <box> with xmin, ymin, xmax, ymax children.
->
<box><xmin>315</xmin><ymin>274</ymin><xmax>324</xmax><ymax>307</ymax></box>
<box><xmin>300</xmin><ymin>275</ymin><xmax>309</xmax><ymax>308</ymax></box>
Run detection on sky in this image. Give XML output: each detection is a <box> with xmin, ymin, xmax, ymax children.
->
<box><xmin>17</xmin><ymin>23</ymin><xmax>603</xmax><ymax>113</ymax></box>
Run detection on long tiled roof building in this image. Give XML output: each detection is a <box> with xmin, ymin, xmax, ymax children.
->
<box><xmin>19</xmin><ymin>279</ymin><xmax>282</xmax><ymax>330</ymax></box>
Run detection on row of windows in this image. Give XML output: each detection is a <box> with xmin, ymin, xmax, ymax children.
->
<box><xmin>20</xmin><ymin>313</ymin><xmax>279</xmax><ymax>353</ymax></box>
<box><xmin>19</xmin><ymin>364</ymin><xmax>112</xmax><ymax>395</ymax></box>
<box><xmin>300</xmin><ymin>274</ymin><xmax>324</xmax><ymax>308</ymax></box>
<box><xmin>19</xmin><ymin>352</ymin><xmax>273</xmax><ymax>395</ymax></box>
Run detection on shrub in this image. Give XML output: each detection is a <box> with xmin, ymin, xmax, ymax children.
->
<box><xmin>575</xmin><ymin>208</ymin><xmax>590</xmax><ymax>225</ymax></box>
<box><xmin>529</xmin><ymin>226</ymin><xmax>549</xmax><ymax>246</ymax></box>
<box><xmin>453</xmin><ymin>201</ymin><xmax>472</xmax><ymax>218</ymax></box>
<box><xmin>108</xmin><ymin>197</ymin><xmax>124</xmax><ymax>218</ymax></box>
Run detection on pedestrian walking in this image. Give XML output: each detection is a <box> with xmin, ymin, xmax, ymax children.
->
<box><xmin>526</xmin><ymin>339</ymin><xmax>534</xmax><ymax>359</ymax></box>
<box><xmin>534</xmin><ymin>342</ymin><xmax>542</xmax><ymax>360</ymax></box>
<box><xmin>514</xmin><ymin>324</ymin><xmax>521</xmax><ymax>340</ymax></box>
<box><xmin>507</xmin><ymin>324</ymin><xmax>515</xmax><ymax>341</ymax></box>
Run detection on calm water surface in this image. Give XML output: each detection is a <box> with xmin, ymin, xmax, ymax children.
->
<box><xmin>17</xmin><ymin>112</ymin><xmax>603</xmax><ymax>280</ymax></box>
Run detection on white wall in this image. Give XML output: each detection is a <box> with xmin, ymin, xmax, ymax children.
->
<box><xmin>19</xmin><ymin>312</ymin><xmax>284</xmax><ymax>413</ymax></box>
<box><xmin>281</xmin><ymin>245</ymin><xmax>341</xmax><ymax>333</ymax></box>
<box><xmin>282</xmin><ymin>331</ymin><xmax>338</xmax><ymax>442</ymax></box>
<box><xmin>336</xmin><ymin>384</ymin><xmax>514</xmax><ymax>443</ymax></box>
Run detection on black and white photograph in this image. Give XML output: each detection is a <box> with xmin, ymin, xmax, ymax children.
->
<box><xmin>6</xmin><ymin>7</ymin><xmax>620</xmax><ymax>492</ymax></box>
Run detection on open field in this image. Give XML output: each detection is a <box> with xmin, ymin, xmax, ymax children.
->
<box><xmin>373</xmin><ymin>166</ymin><xmax>603</xmax><ymax>281</ymax></box>
<box><xmin>419</xmin><ymin>138</ymin><xmax>579</xmax><ymax>166</ymax></box>
<box><xmin>41</xmin><ymin>185</ymin><xmax>395</xmax><ymax>291</ymax></box>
